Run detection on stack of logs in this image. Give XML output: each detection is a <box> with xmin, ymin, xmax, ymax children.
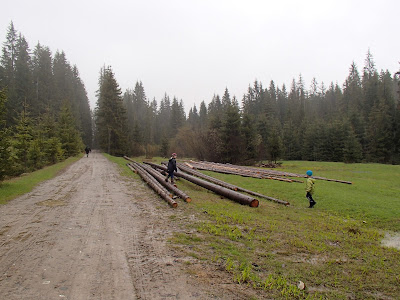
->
<box><xmin>186</xmin><ymin>161</ymin><xmax>352</xmax><ymax>185</ymax></box>
<box><xmin>124</xmin><ymin>157</ymin><xmax>293</xmax><ymax>208</ymax></box>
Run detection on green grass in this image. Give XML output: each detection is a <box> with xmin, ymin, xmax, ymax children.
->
<box><xmin>204</xmin><ymin>160</ymin><xmax>400</xmax><ymax>231</ymax></box>
<box><xmin>0</xmin><ymin>156</ymin><xmax>81</xmax><ymax>205</ymax></box>
<box><xmin>107</xmin><ymin>156</ymin><xmax>400</xmax><ymax>299</ymax></box>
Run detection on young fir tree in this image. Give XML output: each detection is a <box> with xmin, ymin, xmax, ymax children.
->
<box><xmin>95</xmin><ymin>66</ymin><xmax>128</xmax><ymax>156</ymax></box>
<box><xmin>0</xmin><ymin>89</ymin><xmax>10</xmax><ymax>180</ymax></box>
<box><xmin>39</xmin><ymin>108</ymin><xmax>63</xmax><ymax>165</ymax></box>
<box><xmin>343</xmin><ymin>126</ymin><xmax>363</xmax><ymax>163</ymax></box>
<box><xmin>57</xmin><ymin>101</ymin><xmax>83</xmax><ymax>158</ymax></box>
<box><xmin>12</xmin><ymin>101</ymin><xmax>34</xmax><ymax>174</ymax></box>
<box><xmin>266</xmin><ymin>126</ymin><xmax>283</xmax><ymax>163</ymax></box>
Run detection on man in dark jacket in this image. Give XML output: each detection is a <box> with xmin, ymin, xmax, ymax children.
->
<box><xmin>165</xmin><ymin>153</ymin><xmax>177</xmax><ymax>183</ymax></box>
<box><xmin>85</xmin><ymin>146</ymin><xmax>90</xmax><ymax>157</ymax></box>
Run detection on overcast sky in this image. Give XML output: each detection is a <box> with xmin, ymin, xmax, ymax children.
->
<box><xmin>2</xmin><ymin>0</ymin><xmax>399</xmax><ymax>112</ymax></box>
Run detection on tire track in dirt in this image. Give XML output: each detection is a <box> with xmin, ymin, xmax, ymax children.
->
<box><xmin>0</xmin><ymin>152</ymin><xmax>219</xmax><ymax>300</ymax></box>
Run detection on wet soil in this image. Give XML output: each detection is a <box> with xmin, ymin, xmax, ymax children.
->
<box><xmin>0</xmin><ymin>152</ymin><xmax>256</xmax><ymax>300</ymax></box>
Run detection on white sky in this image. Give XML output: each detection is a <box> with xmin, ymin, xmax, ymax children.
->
<box><xmin>2</xmin><ymin>0</ymin><xmax>399</xmax><ymax>112</ymax></box>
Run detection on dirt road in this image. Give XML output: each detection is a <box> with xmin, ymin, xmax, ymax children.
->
<box><xmin>0</xmin><ymin>152</ymin><xmax>247</xmax><ymax>300</ymax></box>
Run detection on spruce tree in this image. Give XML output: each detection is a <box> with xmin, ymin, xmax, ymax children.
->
<box><xmin>0</xmin><ymin>89</ymin><xmax>10</xmax><ymax>180</ymax></box>
<box><xmin>95</xmin><ymin>66</ymin><xmax>128</xmax><ymax>156</ymax></box>
<box><xmin>14</xmin><ymin>34</ymin><xmax>34</xmax><ymax>117</ymax></box>
<box><xmin>12</xmin><ymin>101</ymin><xmax>33</xmax><ymax>174</ymax></box>
<box><xmin>1</xmin><ymin>22</ymin><xmax>18</xmax><ymax>126</ymax></box>
<box><xmin>220</xmin><ymin>97</ymin><xmax>242</xmax><ymax>163</ymax></box>
<box><xmin>32</xmin><ymin>43</ymin><xmax>54</xmax><ymax>115</ymax></box>
<box><xmin>58</xmin><ymin>101</ymin><xmax>83</xmax><ymax>158</ymax></box>
<box><xmin>343</xmin><ymin>126</ymin><xmax>363</xmax><ymax>163</ymax></box>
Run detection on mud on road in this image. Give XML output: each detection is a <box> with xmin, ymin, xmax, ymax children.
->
<box><xmin>0</xmin><ymin>152</ymin><xmax>253</xmax><ymax>300</ymax></box>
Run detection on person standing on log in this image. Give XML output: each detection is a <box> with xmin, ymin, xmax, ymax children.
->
<box><xmin>305</xmin><ymin>170</ymin><xmax>316</xmax><ymax>208</ymax></box>
<box><xmin>165</xmin><ymin>153</ymin><xmax>178</xmax><ymax>184</ymax></box>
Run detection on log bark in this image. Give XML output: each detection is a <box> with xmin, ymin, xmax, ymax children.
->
<box><xmin>177</xmin><ymin>163</ymin><xmax>239</xmax><ymax>191</ymax></box>
<box><xmin>144</xmin><ymin>162</ymin><xmax>259</xmax><ymax>207</ymax></box>
<box><xmin>179</xmin><ymin>163</ymin><xmax>289</xmax><ymax>206</ymax></box>
<box><xmin>126</xmin><ymin>162</ymin><xmax>177</xmax><ymax>208</ymax></box>
<box><xmin>140</xmin><ymin>163</ymin><xmax>192</xmax><ymax>202</ymax></box>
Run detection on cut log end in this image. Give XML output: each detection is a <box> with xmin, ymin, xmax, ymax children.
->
<box><xmin>185</xmin><ymin>197</ymin><xmax>192</xmax><ymax>203</ymax></box>
<box><xmin>250</xmin><ymin>200</ymin><xmax>259</xmax><ymax>207</ymax></box>
<box><xmin>171</xmin><ymin>202</ymin><xmax>178</xmax><ymax>208</ymax></box>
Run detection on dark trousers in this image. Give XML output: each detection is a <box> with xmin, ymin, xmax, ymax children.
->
<box><xmin>306</xmin><ymin>192</ymin><xmax>315</xmax><ymax>204</ymax></box>
<box><xmin>166</xmin><ymin>171</ymin><xmax>174</xmax><ymax>181</ymax></box>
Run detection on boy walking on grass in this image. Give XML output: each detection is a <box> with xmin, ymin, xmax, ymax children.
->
<box><xmin>306</xmin><ymin>170</ymin><xmax>316</xmax><ymax>208</ymax></box>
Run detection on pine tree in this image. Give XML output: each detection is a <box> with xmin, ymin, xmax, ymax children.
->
<box><xmin>343</xmin><ymin>126</ymin><xmax>363</xmax><ymax>163</ymax></box>
<box><xmin>266</xmin><ymin>125</ymin><xmax>283</xmax><ymax>163</ymax></box>
<box><xmin>58</xmin><ymin>101</ymin><xmax>83</xmax><ymax>158</ymax></box>
<box><xmin>32</xmin><ymin>43</ymin><xmax>54</xmax><ymax>116</ymax></box>
<box><xmin>367</xmin><ymin>100</ymin><xmax>393</xmax><ymax>163</ymax></box>
<box><xmin>241</xmin><ymin>113</ymin><xmax>259</xmax><ymax>161</ymax></box>
<box><xmin>362</xmin><ymin>50</ymin><xmax>379</xmax><ymax>117</ymax></box>
<box><xmin>220</xmin><ymin>97</ymin><xmax>242</xmax><ymax>163</ymax></box>
<box><xmin>95</xmin><ymin>66</ymin><xmax>128</xmax><ymax>156</ymax></box>
<box><xmin>170</xmin><ymin>97</ymin><xmax>185</xmax><ymax>134</ymax></box>
<box><xmin>0</xmin><ymin>89</ymin><xmax>10</xmax><ymax>180</ymax></box>
<box><xmin>12</xmin><ymin>101</ymin><xmax>34</xmax><ymax>174</ymax></box>
<box><xmin>72</xmin><ymin>66</ymin><xmax>92</xmax><ymax>146</ymax></box>
<box><xmin>38</xmin><ymin>108</ymin><xmax>63</xmax><ymax>165</ymax></box>
<box><xmin>14</xmin><ymin>34</ymin><xmax>33</xmax><ymax>116</ymax></box>
<box><xmin>1</xmin><ymin>22</ymin><xmax>18</xmax><ymax>126</ymax></box>
<box><xmin>342</xmin><ymin>62</ymin><xmax>363</xmax><ymax>114</ymax></box>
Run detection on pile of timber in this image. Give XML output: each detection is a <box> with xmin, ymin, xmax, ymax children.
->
<box><xmin>176</xmin><ymin>163</ymin><xmax>289</xmax><ymax>206</ymax></box>
<box><xmin>185</xmin><ymin>161</ymin><xmax>300</xmax><ymax>183</ymax></box>
<box><xmin>186</xmin><ymin>161</ymin><xmax>352</xmax><ymax>185</ymax></box>
<box><xmin>144</xmin><ymin>162</ymin><xmax>260</xmax><ymax>207</ymax></box>
<box><xmin>124</xmin><ymin>156</ymin><xmax>191</xmax><ymax>208</ymax></box>
<box><xmin>123</xmin><ymin>157</ymin><xmax>290</xmax><ymax>207</ymax></box>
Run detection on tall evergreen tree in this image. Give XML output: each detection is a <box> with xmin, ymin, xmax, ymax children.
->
<box><xmin>0</xmin><ymin>89</ymin><xmax>10</xmax><ymax>180</ymax></box>
<box><xmin>1</xmin><ymin>22</ymin><xmax>18</xmax><ymax>126</ymax></box>
<box><xmin>95</xmin><ymin>66</ymin><xmax>128</xmax><ymax>156</ymax></box>
<box><xmin>220</xmin><ymin>97</ymin><xmax>242</xmax><ymax>163</ymax></box>
<box><xmin>14</xmin><ymin>34</ymin><xmax>34</xmax><ymax>117</ymax></box>
<box><xmin>32</xmin><ymin>43</ymin><xmax>54</xmax><ymax>116</ymax></box>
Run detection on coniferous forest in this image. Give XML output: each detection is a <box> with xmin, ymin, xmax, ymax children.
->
<box><xmin>0</xmin><ymin>22</ymin><xmax>92</xmax><ymax>180</ymax></box>
<box><xmin>1</xmin><ymin>22</ymin><xmax>400</xmax><ymax>182</ymax></box>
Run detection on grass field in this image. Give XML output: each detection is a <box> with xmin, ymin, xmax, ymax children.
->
<box><xmin>0</xmin><ymin>156</ymin><xmax>81</xmax><ymax>205</ymax></box>
<box><xmin>3</xmin><ymin>154</ymin><xmax>398</xmax><ymax>299</ymax></box>
<box><xmin>113</xmin><ymin>156</ymin><xmax>400</xmax><ymax>299</ymax></box>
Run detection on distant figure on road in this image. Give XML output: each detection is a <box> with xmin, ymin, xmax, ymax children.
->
<box><xmin>305</xmin><ymin>170</ymin><xmax>316</xmax><ymax>208</ymax></box>
<box><xmin>165</xmin><ymin>153</ymin><xmax>177</xmax><ymax>184</ymax></box>
<box><xmin>85</xmin><ymin>146</ymin><xmax>91</xmax><ymax>157</ymax></box>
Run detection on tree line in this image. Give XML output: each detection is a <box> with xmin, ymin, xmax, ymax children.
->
<box><xmin>95</xmin><ymin>51</ymin><xmax>400</xmax><ymax>165</ymax></box>
<box><xmin>1</xmin><ymin>20</ymin><xmax>399</xmax><ymax>184</ymax></box>
<box><xmin>0</xmin><ymin>22</ymin><xmax>92</xmax><ymax>181</ymax></box>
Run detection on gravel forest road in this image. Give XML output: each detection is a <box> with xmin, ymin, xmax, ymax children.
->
<box><xmin>0</xmin><ymin>152</ymin><xmax>248</xmax><ymax>300</ymax></box>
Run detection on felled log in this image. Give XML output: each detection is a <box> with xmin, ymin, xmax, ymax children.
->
<box><xmin>126</xmin><ymin>162</ymin><xmax>177</xmax><ymax>208</ymax></box>
<box><xmin>144</xmin><ymin>162</ymin><xmax>259</xmax><ymax>207</ymax></box>
<box><xmin>177</xmin><ymin>163</ymin><xmax>239</xmax><ymax>191</ymax></box>
<box><xmin>140</xmin><ymin>163</ymin><xmax>192</xmax><ymax>202</ymax></box>
<box><xmin>180</xmin><ymin>163</ymin><xmax>289</xmax><ymax>206</ymax></box>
